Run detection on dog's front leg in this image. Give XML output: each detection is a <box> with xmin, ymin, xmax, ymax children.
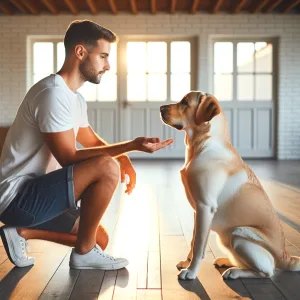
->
<box><xmin>178</xmin><ymin>169</ymin><xmax>227</xmax><ymax>280</ymax></box>
<box><xmin>178</xmin><ymin>202</ymin><xmax>216</xmax><ymax>280</ymax></box>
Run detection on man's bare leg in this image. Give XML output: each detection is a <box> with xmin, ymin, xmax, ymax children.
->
<box><xmin>72</xmin><ymin>155</ymin><xmax>119</xmax><ymax>254</ymax></box>
<box><xmin>16</xmin><ymin>223</ymin><xmax>109</xmax><ymax>250</ymax></box>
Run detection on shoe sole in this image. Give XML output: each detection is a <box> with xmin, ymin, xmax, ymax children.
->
<box><xmin>0</xmin><ymin>228</ymin><xmax>34</xmax><ymax>268</ymax></box>
<box><xmin>70</xmin><ymin>260</ymin><xmax>129</xmax><ymax>270</ymax></box>
<box><xmin>0</xmin><ymin>227</ymin><xmax>18</xmax><ymax>266</ymax></box>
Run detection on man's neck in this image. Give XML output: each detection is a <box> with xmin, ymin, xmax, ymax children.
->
<box><xmin>57</xmin><ymin>63</ymin><xmax>84</xmax><ymax>92</ymax></box>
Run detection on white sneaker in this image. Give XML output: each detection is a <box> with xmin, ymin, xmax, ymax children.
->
<box><xmin>0</xmin><ymin>227</ymin><xmax>35</xmax><ymax>267</ymax></box>
<box><xmin>69</xmin><ymin>244</ymin><xmax>129</xmax><ymax>270</ymax></box>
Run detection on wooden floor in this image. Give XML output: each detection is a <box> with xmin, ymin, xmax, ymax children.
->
<box><xmin>1</xmin><ymin>160</ymin><xmax>300</xmax><ymax>299</ymax></box>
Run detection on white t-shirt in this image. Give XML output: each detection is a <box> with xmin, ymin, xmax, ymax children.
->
<box><xmin>0</xmin><ymin>74</ymin><xmax>89</xmax><ymax>215</ymax></box>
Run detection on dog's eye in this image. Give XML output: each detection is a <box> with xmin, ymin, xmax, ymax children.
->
<box><xmin>181</xmin><ymin>99</ymin><xmax>188</xmax><ymax>106</ymax></box>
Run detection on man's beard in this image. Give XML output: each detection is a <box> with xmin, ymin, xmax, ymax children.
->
<box><xmin>79</xmin><ymin>56</ymin><xmax>102</xmax><ymax>84</ymax></box>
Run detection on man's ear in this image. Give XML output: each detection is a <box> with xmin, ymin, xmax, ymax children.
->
<box><xmin>195</xmin><ymin>94</ymin><xmax>221</xmax><ymax>125</ymax></box>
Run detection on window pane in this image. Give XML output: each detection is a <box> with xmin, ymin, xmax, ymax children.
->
<box><xmin>237</xmin><ymin>43</ymin><xmax>254</xmax><ymax>73</ymax></box>
<box><xmin>77</xmin><ymin>81</ymin><xmax>97</xmax><ymax>101</ymax></box>
<box><xmin>127</xmin><ymin>74</ymin><xmax>146</xmax><ymax>101</ymax></box>
<box><xmin>33</xmin><ymin>73</ymin><xmax>49</xmax><ymax>84</ymax></box>
<box><xmin>127</xmin><ymin>42</ymin><xmax>146</xmax><ymax>73</ymax></box>
<box><xmin>148</xmin><ymin>74</ymin><xmax>167</xmax><ymax>101</ymax></box>
<box><xmin>214</xmin><ymin>74</ymin><xmax>233</xmax><ymax>101</ymax></box>
<box><xmin>109</xmin><ymin>43</ymin><xmax>117</xmax><ymax>74</ymax></box>
<box><xmin>255</xmin><ymin>43</ymin><xmax>272</xmax><ymax>73</ymax></box>
<box><xmin>148</xmin><ymin>42</ymin><xmax>167</xmax><ymax>73</ymax></box>
<box><xmin>237</xmin><ymin>75</ymin><xmax>254</xmax><ymax>101</ymax></box>
<box><xmin>57</xmin><ymin>42</ymin><xmax>65</xmax><ymax>72</ymax></box>
<box><xmin>171</xmin><ymin>74</ymin><xmax>190</xmax><ymax>102</ymax></box>
<box><xmin>97</xmin><ymin>74</ymin><xmax>117</xmax><ymax>101</ymax></box>
<box><xmin>214</xmin><ymin>42</ymin><xmax>233</xmax><ymax>73</ymax></box>
<box><xmin>33</xmin><ymin>42</ymin><xmax>53</xmax><ymax>74</ymax></box>
<box><xmin>171</xmin><ymin>42</ymin><xmax>190</xmax><ymax>73</ymax></box>
<box><xmin>256</xmin><ymin>75</ymin><xmax>272</xmax><ymax>100</ymax></box>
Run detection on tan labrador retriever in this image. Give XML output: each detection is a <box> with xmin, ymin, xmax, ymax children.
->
<box><xmin>160</xmin><ymin>91</ymin><xmax>300</xmax><ymax>280</ymax></box>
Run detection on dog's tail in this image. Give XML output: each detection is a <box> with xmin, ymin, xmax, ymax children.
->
<box><xmin>280</xmin><ymin>256</ymin><xmax>300</xmax><ymax>271</ymax></box>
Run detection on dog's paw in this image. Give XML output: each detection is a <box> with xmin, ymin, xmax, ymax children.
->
<box><xmin>176</xmin><ymin>259</ymin><xmax>190</xmax><ymax>270</ymax></box>
<box><xmin>222</xmin><ymin>268</ymin><xmax>239</xmax><ymax>280</ymax></box>
<box><xmin>213</xmin><ymin>257</ymin><xmax>233</xmax><ymax>268</ymax></box>
<box><xmin>178</xmin><ymin>268</ymin><xmax>197</xmax><ymax>280</ymax></box>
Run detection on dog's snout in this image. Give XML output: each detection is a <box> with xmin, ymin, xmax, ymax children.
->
<box><xmin>160</xmin><ymin>105</ymin><xmax>169</xmax><ymax>112</ymax></box>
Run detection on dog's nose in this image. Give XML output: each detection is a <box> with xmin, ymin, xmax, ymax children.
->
<box><xmin>160</xmin><ymin>105</ymin><xmax>169</xmax><ymax>112</ymax></box>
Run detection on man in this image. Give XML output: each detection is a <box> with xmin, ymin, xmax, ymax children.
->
<box><xmin>0</xmin><ymin>20</ymin><xmax>173</xmax><ymax>270</ymax></box>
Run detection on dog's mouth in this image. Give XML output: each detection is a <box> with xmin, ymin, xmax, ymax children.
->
<box><xmin>160</xmin><ymin>111</ymin><xmax>184</xmax><ymax>130</ymax></box>
<box><xmin>172</xmin><ymin>124</ymin><xmax>183</xmax><ymax>130</ymax></box>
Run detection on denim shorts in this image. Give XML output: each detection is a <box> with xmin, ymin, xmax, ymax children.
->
<box><xmin>0</xmin><ymin>165</ymin><xmax>80</xmax><ymax>233</ymax></box>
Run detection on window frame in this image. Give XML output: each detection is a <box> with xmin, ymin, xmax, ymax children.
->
<box><xmin>211</xmin><ymin>37</ymin><xmax>277</xmax><ymax>103</ymax></box>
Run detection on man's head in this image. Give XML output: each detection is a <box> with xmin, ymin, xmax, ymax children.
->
<box><xmin>64</xmin><ymin>20</ymin><xmax>118</xmax><ymax>84</ymax></box>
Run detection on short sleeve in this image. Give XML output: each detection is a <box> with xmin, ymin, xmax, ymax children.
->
<box><xmin>77</xmin><ymin>93</ymin><xmax>89</xmax><ymax>128</ymax></box>
<box><xmin>35</xmin><ymin>88</ymin><xmax>74</xmax><ymax>133</ymax></box>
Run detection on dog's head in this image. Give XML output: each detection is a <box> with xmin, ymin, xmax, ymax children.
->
<box><xmin>160</xmin><ymin>91</ymin><xmax>221</xmax><ymax>130</ymax></box>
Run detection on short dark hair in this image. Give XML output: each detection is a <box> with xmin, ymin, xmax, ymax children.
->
<box><xmin>64</xmin><ymin>20</ymin><xmax>118</xmax><ymax>55</ymax></box>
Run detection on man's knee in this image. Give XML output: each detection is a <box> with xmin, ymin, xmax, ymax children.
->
<box><xmin>94</xmin><ymin>156</ymin><xmax>120</xmax><ymax>184</ymax></box>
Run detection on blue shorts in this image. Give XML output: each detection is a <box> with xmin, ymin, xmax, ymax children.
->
<box><xmin>0</xmin><ymin>165</ymin><xmax>80</xmax><ymax>233</ymax></box>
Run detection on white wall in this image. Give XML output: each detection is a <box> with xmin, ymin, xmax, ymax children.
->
<box><xmin>0</xmin><ymin>13</ymin><xmax>299</xmax><ymax>159</ymax></box>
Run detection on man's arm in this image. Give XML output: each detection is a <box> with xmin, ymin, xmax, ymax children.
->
<box><xmin>76</xmin><ymin>126</ymin><xmax>110</xmax><ymax>148</ymax></box>
<box><xmin>44</xmin><ymin>129</ymin><xmax>173</xmax><ymax>168</ymax></box>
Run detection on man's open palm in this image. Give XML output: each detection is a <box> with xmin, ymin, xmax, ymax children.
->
<box><xmin>134</xmin><ymin>137</ymin><xmax>174</xmax><ymax>153</ymax></box>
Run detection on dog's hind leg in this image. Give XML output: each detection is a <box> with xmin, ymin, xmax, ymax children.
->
<box><xmin>213</xmin><ymin>257</ymin><xmax>235</xmax><ymax>268</ymax></box>
<box><xmin>222</xmin><ymin>231</ymin><xmax>275</xmax><ymax>280</ymax></box>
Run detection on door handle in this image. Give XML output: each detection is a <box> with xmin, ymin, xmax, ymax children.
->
<box><xmin>122</xmin><ymin>100</ymin><xmax>132</xmax><ymax>109</ymax></box>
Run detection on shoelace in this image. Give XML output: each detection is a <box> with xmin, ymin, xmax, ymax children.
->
<box><xmin>95</xmin><ymin>248</ymin><xmax>115</xmax><ymax>261</ymax></box>
<box><xmin>20</xmin><ymin>238</ymin><xmax>31</xmax><ymax>259</ymax></box>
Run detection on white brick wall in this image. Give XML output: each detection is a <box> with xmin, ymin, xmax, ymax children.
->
<box><xmin>0</xmin><ymin>13</ymin><xmax>299</xmax><ymax>159</ymax></box>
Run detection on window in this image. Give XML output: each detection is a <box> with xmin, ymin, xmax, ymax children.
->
<box><xmin>126</xmin><ymin>40</ymin><xmax>192</xmax><ymax>102</ymax></box>
<box><xmin>213</xmin><ymin>40</ymin><xmax>273</xmax><ymax>101</ymax></box>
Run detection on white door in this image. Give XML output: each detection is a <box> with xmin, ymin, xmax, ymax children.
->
<box><xmin>213</xmin><ymin>39</ymin><xmax>276</xmax><ymax>158</ymax></box>
<box><xmin>118</xmin><ymin>38</ymin><xmax>196</xmax><ymax>158</ymax></box>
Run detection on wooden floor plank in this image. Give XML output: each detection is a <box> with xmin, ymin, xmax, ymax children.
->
<box><xmin>69</xmin><ymin>269</ymin><xmax>105</xmax><ymax>300</ymax></box>
<box><xmin>39</xmin><ymin>251</ymin><xmax>80</xmax><ymax>300</ymax></box>
<box><xmin>98</xmin><ymin>270</ymin><xmax>117</xmax><ymax>300</ymax></box>
<box><xmin>147</xmin><ymin>251</ymin><xmax>161</xmax><ymax>289</ymax></box>
<box><xmin>136</xmin><ymin>289</ymin><xmax>161</xmax><ymax>300</ymax></box>
<box><xmin>0</xmin><ymin>243</ymin><xmax>69</xmax><ymax>299</ymax></box>
<box><xmin>241</xmin><ymin>278</ymin><xmax>286</xmax><ymax>300</ymax></box>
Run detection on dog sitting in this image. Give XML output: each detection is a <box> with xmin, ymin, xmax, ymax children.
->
<box><xmin>160</xmin><ymin>91</ymin><xmax>300</xmax><ymax>280</ymax></box>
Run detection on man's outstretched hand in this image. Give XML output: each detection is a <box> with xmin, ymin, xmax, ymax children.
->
<box><xmin>133</xmin><ymin>137</ymin><xmax>174</xmax><ymax>153</ymax></box>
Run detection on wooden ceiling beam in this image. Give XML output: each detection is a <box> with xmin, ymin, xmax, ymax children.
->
<box><xmin>150</xmin><ymin>0</ymin><xmax>156</xmax><ymax>13</ymax></box>
<box><xmin>0</xmin><ymin>1</ymin><xmax>14</xmax><ymax>15</ymax></box>
<box><xmin>265</xmin><ymin>0</ymin><xmax>282</xmax><ymax>13</ymax></box>
<box><xmin>41</xmin><ymin>0</ymin><xmax>59</xmax><ymax>14</ymax></box>
<box><xmin>108</xmin><ymin>0</ymin><xmax>117</xmax><ymax>14</ymax></box>
<box><xmin>171</xmin><ymin>0</ymin><xmax>176</xmax><ymax>13</ymax></box>
<box><xmin>212</xmin><ymin>0</ymin><xmax>223</xmax><ymax>14</ymax></box>
<box><xmin>232</xmin><ymin>0</ymin><xmax>247</xmax><ymax>13</ymax></box>
<box><xmin>20</xmin><ymin>0</ymin><xmax>39</xmax><ymax>14</ymax></box>
<box><xmin>86</xmin><ymin>0</ymin><xmax>97</xmax><ymax>14</ymax></box>
<box><xmin>252</xmin><ymin>0</ymin><xmax>269</xmax><ymax>13</ymax></box>
<box><xmin>64</xmin><ymin>0</ymin><xmax>78</xmax><ymax>15</ymax></box>
<box><xmin>191</xmin><ymin>0</ymin><xmax>199</xmax><ymax>14</ymax></box>
<box><xmin>10</xmin><ymin>0</ymin><xmax>28</xmax><ymax>14</ymax></box>
<box><xmin>283</xmin><ymin>0</ymin><xmax>300</xmax><ymax>13</ymax></box>
<box><xmin>129</xmin><ymin>0</ymin><xmax>137</xmax><ymax>14</ymax></box>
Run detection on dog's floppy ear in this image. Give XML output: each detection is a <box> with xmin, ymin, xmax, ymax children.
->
<box><xmin>195</xmin><ymin>94</ymin><xmax>221</xmax><ymax>125</ymax></box>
